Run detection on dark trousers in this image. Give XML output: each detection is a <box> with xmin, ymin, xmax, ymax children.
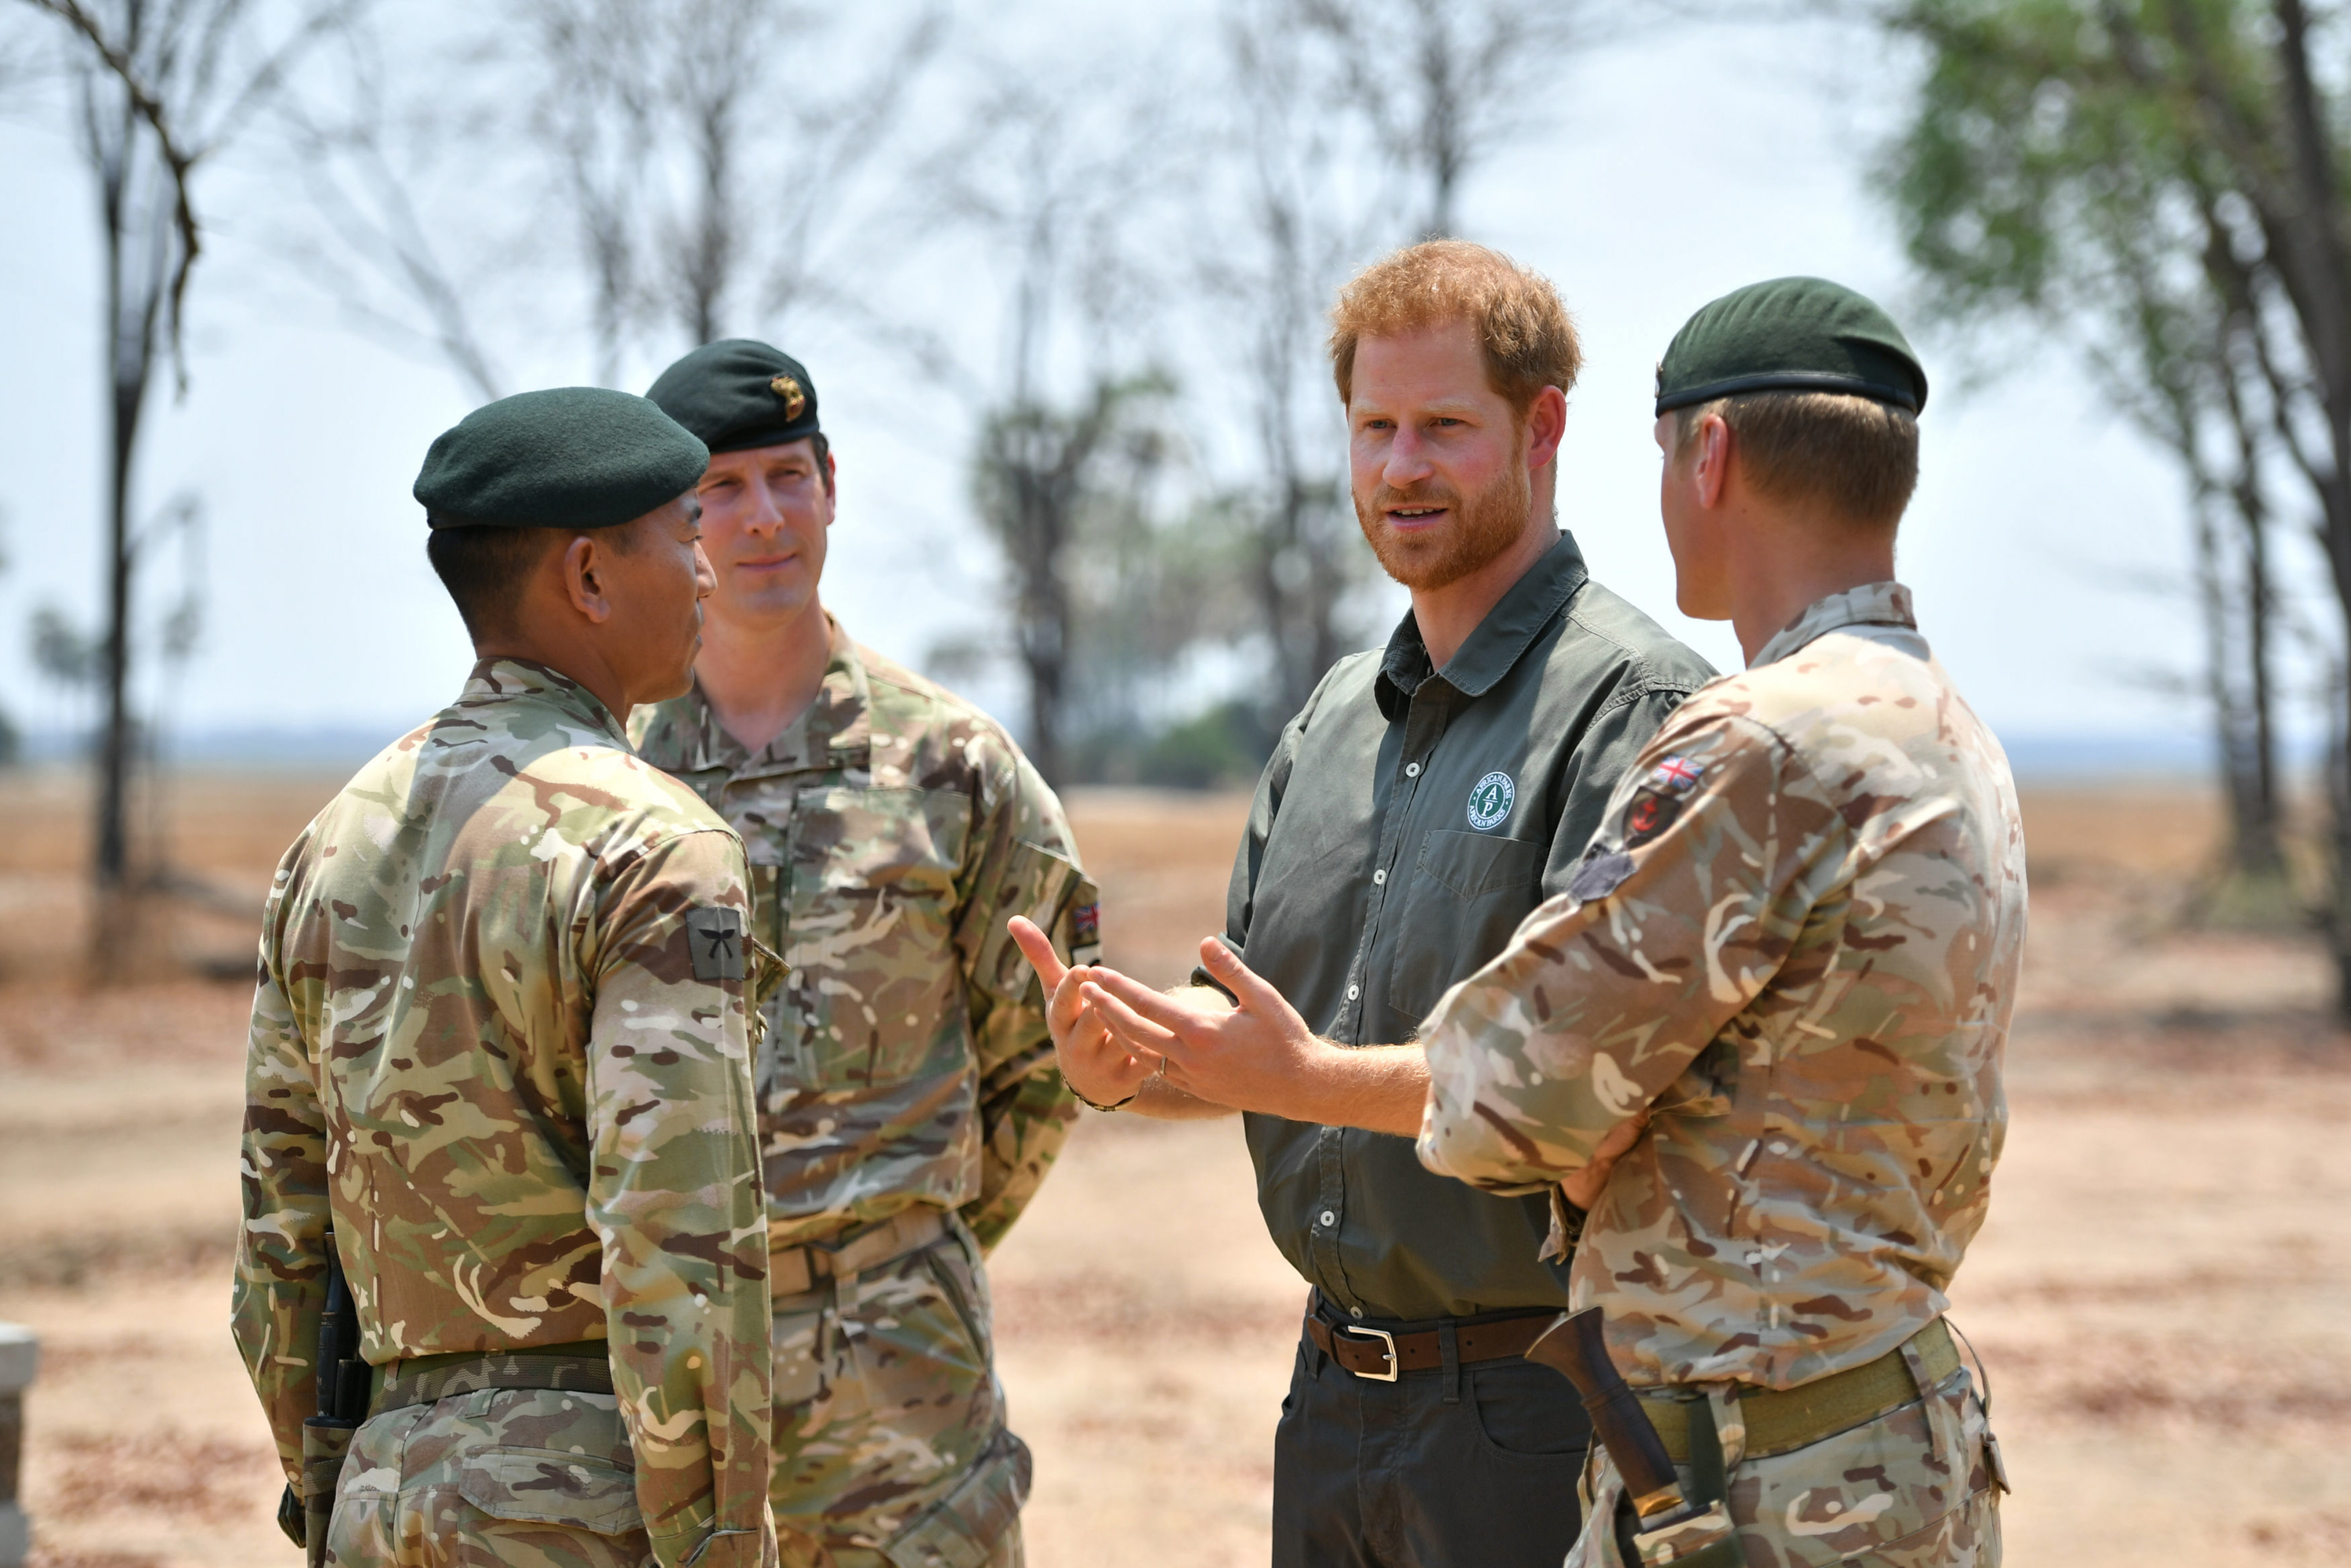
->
<box><xmin>1271</xmin><ymin>1309</ymin><xmax>1592</xmax><ymax>1568</ymax></box>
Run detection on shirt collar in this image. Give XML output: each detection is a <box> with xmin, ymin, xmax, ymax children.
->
<box><xmin>457</xmin><ymin>657</ymin><xmax>631</xmax><ymax>748</ymax></box>
<box><xmin>666</xmin><ymin>615</ymin><xmax>874</xmax><ymax>775</ymax></box>
<box><xmin>1750</xmin><ymin>581</ymin><xmax>1917</xmax><ymax>668</ymax></box>
<box><xmin>1375</xmin><ymin>531</ymin><xmax>1591</xmax><ymax>720</ymax></box>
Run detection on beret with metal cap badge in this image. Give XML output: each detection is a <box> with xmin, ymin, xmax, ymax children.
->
<box><xmin>645</xmin><ymin>338</ymin><xmax>822</xmax><ymax>454</ymax></box>
<box><xmin>413</xmin><ymin>386</ymin><xmax>709</xmax><ymax>530</ymax></box>
<box><xmin>1654</xmin><ymin>277</ymin><xmax>1927</xmax><ymax>418</ymax></box>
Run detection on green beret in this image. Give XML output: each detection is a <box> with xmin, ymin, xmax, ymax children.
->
<box><xmin>644</xmin><ymin>339</ymin><xmax>821</xmax><ymax>455</ymax></box>
<box><xmin>1655</xmin><ymin>277</ymin><xmax>1927</xmax><ymax>417</ymax></box>
<box><xmin>414</xmin><ymin>387</ymin><xmax>708</xmax><ymax>531</ymax></box>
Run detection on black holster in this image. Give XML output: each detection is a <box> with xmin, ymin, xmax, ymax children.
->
<box><xmin>281</xmin><ymin>1224</ymin><xmax>369</xmax><ymax>1568</ymax></box>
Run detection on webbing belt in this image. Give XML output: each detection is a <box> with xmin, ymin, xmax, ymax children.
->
<box><xmin>1638</xmin><ymin>1318</ymin><xmax>1963</xmax><ymax>1463</ymax></box>
<box><xmin>368</xmin><ymin>1340</ymin><xmax>614</xmax><ymax>1418</ymax></box>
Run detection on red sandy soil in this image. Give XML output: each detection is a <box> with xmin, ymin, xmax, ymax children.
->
<box><xmin>0</xmin><ymin>773</ymin><xmax>2345</xmax><ymax>1565</ymax></box>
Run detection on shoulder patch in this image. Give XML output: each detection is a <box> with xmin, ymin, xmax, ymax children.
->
<box><xmin>1648</xmin><ymin>755</ymin><xmax>1704</xmax><ymax>794</ymax></box>
<box><xmin>683</xmin><ymin>907</ymin><xmax>745</xmax><ymax>982</ymax></box>
<box><xmin>1622</xmin><ymin>789</ymin><xmax>1683</xmax><ymax>848</ymax></box>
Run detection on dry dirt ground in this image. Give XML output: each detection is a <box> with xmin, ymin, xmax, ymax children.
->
<box><xmin>1</xmin><ymin>772</ymin><xmax>2346</xmax><ymax>1566</ymax></box>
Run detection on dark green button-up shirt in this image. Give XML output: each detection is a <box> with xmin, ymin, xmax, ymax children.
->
<box><xmin>1221</xmin><ymin>534</ymin><xmax>1715</xmax><ymax>1321</ymax></box>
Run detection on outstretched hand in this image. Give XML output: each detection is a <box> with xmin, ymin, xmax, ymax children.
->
<box><xmin>1078</xmin><ymin>937</ymin><xmax>1334</xmax><ymax>1121</ymax></box>
<box><xmin>1006</xmin><ymin>915</ymin><xmax>1161</xmax><ymax>1109</ymax></box>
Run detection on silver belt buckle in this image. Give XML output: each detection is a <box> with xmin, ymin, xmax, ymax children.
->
<box><xmin>1341</xmin><ymin>1325</ymin><xmax>1399</xmax><ymax>1382</ymax></box>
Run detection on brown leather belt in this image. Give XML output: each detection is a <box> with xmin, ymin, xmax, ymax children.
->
<box><xmin>770</xmin><ymin>1208</ymin><xmax>950</xmax><ymax>1299</ymax></box>
<box><xmin>1305</xmin><ymin>1309</ymin><xmax>1559</xmax><ymax>1382</ymax></box>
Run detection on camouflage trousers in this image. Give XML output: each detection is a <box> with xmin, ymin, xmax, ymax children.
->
<box><xmin>1573</xmin><ymin>1363</ymin><xmax>2002</xmax><ymax>1568</ymax></box>
<box><xmin>770</xmin><ymin>1215</ymin><xmax>1029</xmax><ymax>1568</ymax></box>
<box><xmin>324</xmin><ymin>1385</ymin><xmax>656</xmax><ymax>1567</ymax></box>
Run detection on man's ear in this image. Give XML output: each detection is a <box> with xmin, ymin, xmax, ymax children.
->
<box><xmin>1692</xmin><ymin>415</ymin><xmax>1733</xmax><ymax>510</ymax></box>
<box><xmin>560</xmin><ymin>533</ymin><xmax>614</xmax><ymax>625</ymax></box>
<box><xmin>1524</xmin><ymin>385</ymin><xmax>1570</xmax><ymax>472</ymax></box>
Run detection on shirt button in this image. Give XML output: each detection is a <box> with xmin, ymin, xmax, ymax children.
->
<box><xmin>1319</xmin><ymin>1210</ymin><xmax>1336</xmax><ymax>1227</ymax></box>
<box><xmin>1372</xmin><ymin>869</ymin><xmax>1386</xmax><ymax>885</ymax></box>
<box><xmin>1346</xmin><ymin>984</ymin><xmax>1360</xmax><ymax>1001</ymax></box>
<box><xmin>1404</xmin><ymin>762</ymin><xmax>1421</xmax><ymax>777</ymax></box>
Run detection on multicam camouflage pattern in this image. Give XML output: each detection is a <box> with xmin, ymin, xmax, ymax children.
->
<box><xmin>630</xmin><ymin>621</ymin><xmax>1082</xmax><ymax>1558</ymax></box>
<box><xmin>1417</xmin><ymin>584</ymin><xmax>2029</xmax><ymax>1393</ymax></box>
<box><xmin>234</xmin><ymin>659</ymin><xmax>776</xmax><ymax>1568</ymax></box>
<box><xmin>769</xmin><ymin>1224</ymin><xmax>1028</xmax><ymax>1566</ymax></box>
<box><xmin>628</xmin><ymin>620</ymin><xmax>1095</xmax><ymax>1255</ymax></box>
<box><xmin>330</xmin><ymin>1387</ymin><xmax>660</xmax><ymax>1566</ymax></box>
<box><xmin>1578</xmin><ymin>1365</ymin><xmax>2000</xmax><ymax>1566</ymax></box>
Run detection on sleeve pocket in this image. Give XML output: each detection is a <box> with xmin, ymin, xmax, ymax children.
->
<box><xmin>459</xmin><ymin>1450</ymin><xmax>643</xmax><ymax>1535</ymax></box>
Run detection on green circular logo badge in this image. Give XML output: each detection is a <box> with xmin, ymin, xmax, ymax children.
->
<box><xmin>1467</xmin><ymin>770</ymin><xmax>1516</xmax><ymax>832</ymax></box>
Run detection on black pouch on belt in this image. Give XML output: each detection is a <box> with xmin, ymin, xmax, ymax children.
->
<box><xmin>290</xmin><ymin>1226</ymin><xmax>370</xmax><ymax>1568</ymax></box>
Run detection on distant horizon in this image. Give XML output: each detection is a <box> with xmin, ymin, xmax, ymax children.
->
<box><xmin>0</xmin><ymin>719</ymin><xmax>2259</xmax><ymax>785</ymax></box>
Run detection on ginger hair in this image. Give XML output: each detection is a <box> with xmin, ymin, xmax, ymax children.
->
<box><xmin>1328</xmin><ymin>241</ymin><xmax>1583</xmax><ymax>414</ymax></box>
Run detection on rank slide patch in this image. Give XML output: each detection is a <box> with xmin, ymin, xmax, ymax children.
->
<box><xmin>684</xmin><ymin>907</ymin><xmax>746</xmax><ymax>981</ymax></box>
<box><xmin>1570</xmin><ymin>847</ymin><xmax>1635</xmax><ymax>903</ymax></box>
<box><xmin>1466</xmin><ymin>770</ymin><xmax>1516</xmax><ymax>832</ymax></box>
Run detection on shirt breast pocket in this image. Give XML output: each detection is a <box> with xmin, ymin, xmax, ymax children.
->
<box><xmin>782</xmin><ymin>786</ymin><xmax>969</xmax><ymax>1090</ymax></box>
<box><xmin>1384</xmin><ymin>830</ymin><xmax>1546</xmax><ymax>1036</ymax></box>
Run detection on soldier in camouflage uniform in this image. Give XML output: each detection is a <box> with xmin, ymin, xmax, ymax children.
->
<box><xmin>234</xmin><ymin>388</ymin><xmax>778</xmax><ymax>1568</ymax></box>
<box><xmin>633</xmin><ymin>341</ymin><xmax>1096</xmax><ymax>1567</ymax></box>
<box><xmin>1412</xmin><ymin>281</ymin><xmax>2025</xmax><ymax>1566</ymax></box>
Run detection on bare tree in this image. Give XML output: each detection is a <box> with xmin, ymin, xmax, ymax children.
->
<box><xmin>525</xmin><ymin>0</ymin><xmax>945</xmax><ymax>375</ymax></box>
<box><xmin>17</xmin><ymin>0</ymin><xmax>356</xmax><ymax>969</ymax></box>
<box><xmin>1294</xmin><ymin>0</ymin><xmax>1600</xmax><ymax>239</ymax></box>
<box><xmin>260</xmin><ymin>0</ymin><xmax>941</xmax><ymax>404</ymax></box>
<box><xmin>274</xmin><ymin>19</ymin><xmax>508</xmax><ymax>400</ymax></box>
<box><xmin>1201</xmin><ymin>2</ymin><xmax>1387</xmax><ymax>724</ymax></box>
<box><xmin>928</xmin><ymin>79</ymin><xmax>1194</xmax><ymax>784</ymax></box>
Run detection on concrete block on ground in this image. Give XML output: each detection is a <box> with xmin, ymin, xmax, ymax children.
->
<box><xmin>0</xmin><ymin>1321</ymin><xmax>34</xmax><ymax>1568</ymax></box>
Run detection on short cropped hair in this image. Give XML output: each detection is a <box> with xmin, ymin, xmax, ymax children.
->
<box><xmin>1675</xmin><ymin>390</ymin><xmax>1919</xmax><ymax>529</ymax></box>
<box><xmin>427</xmin><ymin>520</ymin><xmax>639</xmax><ymax>639</ymax></box>
<box><xmin>1329</xmin><ymin>241</ymin><xmax>1583</xmax><ymax>415</ymax></box>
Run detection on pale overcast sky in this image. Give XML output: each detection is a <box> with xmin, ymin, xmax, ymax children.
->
<box><xmin>0</xmin><ymin>5</ymin><xmax>2314</xmax><ymax>766</ymax></box>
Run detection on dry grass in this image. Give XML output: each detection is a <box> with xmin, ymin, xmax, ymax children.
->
<box><xmin>0</xmin><ymin>770</ymin><xmax>2346</xmax><ymax>1565</ymax></box>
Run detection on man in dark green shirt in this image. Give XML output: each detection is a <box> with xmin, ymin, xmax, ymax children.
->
<box><xmin>1013</xmin><ymin>241</ymin><xmax>1712</xmax><ymax>1567</ymax></box>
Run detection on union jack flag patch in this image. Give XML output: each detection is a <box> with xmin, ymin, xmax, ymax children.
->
<box><xmin>1648</xmin><ymin>755</ymin><xmax>1704</xmax><ymax>794</ymax></box>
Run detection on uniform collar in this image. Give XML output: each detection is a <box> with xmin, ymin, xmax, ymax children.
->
<box><xmin>458</xmin><ymin>657</ymin><xmax>631</xmax><ymax>748</ymax></box>
<box><xmin>664</xmin><ymin>615</ymin><xmax>873</xmax><ymax>776</ymax></box>
<box><xmin>1375</xmin><ymin>531</ymin><xmax>1590</xmax><ymax>721</ymax></box>
<box><xmin>1750</xmin><ymin>581</ymin><xmax>1917</xmax><ymax>668</ymax></box>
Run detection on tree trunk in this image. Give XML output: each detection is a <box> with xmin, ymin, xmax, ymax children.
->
<box><xmin>92</xmin><ymin>128</ymin><xmax>152</xmax><ymax>976</ymax></box>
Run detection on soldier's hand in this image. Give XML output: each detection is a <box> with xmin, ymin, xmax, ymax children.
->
<box><xmin>1007</xmin><ymin>916</ymin><xmax>1162</xmax><ymax>1108</ymax></box>
<box><xmin>1560</xmin><ymin>1113</ymin><xmax>1650</xmax><ymax>1211</ymax></box>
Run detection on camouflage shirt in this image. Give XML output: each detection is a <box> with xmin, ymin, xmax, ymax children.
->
<box><xmin>234</xmin><ymin>659</ymin><xmax>775</xmax><ymax>1568</ymax></box>
<box><xmin>1416</xmin><ymin>584</ymin><xmax>2028</xmax><ymax>1392</ymax></box>
<box><xmin>630</xmin><ymin>620</ymin><xmax>1096</xmax><ymax>1253</ymax></box>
